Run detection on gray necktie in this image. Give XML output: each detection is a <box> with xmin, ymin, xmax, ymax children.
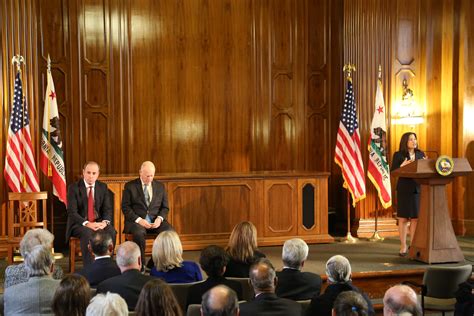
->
<box><xmin>143</xmin><ymin>184</ymin><xmax>151</xmax><ymax>207</ymax></box>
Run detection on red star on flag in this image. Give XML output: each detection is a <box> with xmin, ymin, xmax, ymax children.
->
<box><xmin>376</xmin><ymin>106</ymin><xmax>383</xmax><ymax>114</ymax></box>
<box><xmin>49</xmin><ymin>91</ymin><xmax>56</xmax><ymax>100</ymax></box>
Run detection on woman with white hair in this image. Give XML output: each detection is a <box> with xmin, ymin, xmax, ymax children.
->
<box><xmin>305</xmin><ymin>255</ymin><xmax>374</xmax><ymax>316</ymax></box>
<box><xmin>86</xmin><ymin>292</ymin><xmax>128</xmax><ymax>316</ymax></box>
<box><xmin>4</xmin><ymin>228</ymin><xmax>63</xmax><ymax>288</ymax></box>
<box><xmin>150</xmin><ymin>230</ymin><xmax>202</xmax><ymax>283</ymax></box>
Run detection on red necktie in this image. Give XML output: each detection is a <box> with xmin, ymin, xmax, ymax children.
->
<box><xmin>88</xmin><ymin>186</ymin><xmax>95</xmax><ymax>222</ymax></box>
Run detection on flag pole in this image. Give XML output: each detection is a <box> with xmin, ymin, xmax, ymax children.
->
<box><xmin>369</xmin><ymin>65</ymin><xmax>385</xmax><ymax>242</ymax></box>
<box><xmin>11</xmin><ymin>55</ymin><xmax>27</xmax><ymax>190</ymax></box>
<box><xmin>343</xmin><ymin>192</ymin><xmax>357</xmax><ymax>243</ymax></box>
<box><xmin>341</xmin><ymin>63</ymin><xmax>358</xmax><ymax>243</ymax></box>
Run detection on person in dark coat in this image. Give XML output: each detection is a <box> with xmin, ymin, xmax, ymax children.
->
<box><xmin>276</xmin><ymin>238</ymin><xmax>321</xmax><ymax>300</ymax></box>
<box><xmin>96</xmin><ymin>241</ymin><xmax>154</xmax><ymax>311</ymax></box>
<box><xmin>239</xmin><ymin>258</ymin><xmax>301</xmax><ymax>316</ymax></box>
<box><xmin>66</xmin><ymin>161</ymin><xmax>117</xmax><ymax>267</ymax></box>
<box><xmin>186</xmin><ymin>245</ymin><xmax>243</xmax><ymax>308</ymax></box>
<box><xmin>76</xmin><ymin>230</ymin><xmax>121</xmax><ymax>287</ymax></box>
<box><xmin>391</xmin><ymin>132</ymin><xmax>426</xmax><ymax>256</ymax></box>
<box><xmin>306</xmin><ymin>255</ymin><xmax>374</xmax><ymax>316</ymax></box>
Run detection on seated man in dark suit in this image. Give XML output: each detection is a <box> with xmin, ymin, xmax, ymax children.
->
<box><xmin>122</xmin><ymin>161</ymin><xmax>173</xmax><ymax>266</ymax></box>
<box><xmin>239</xmin><ymin>258</ymin><xmax>302</xmax><ymax>316</ymax></box>
<box><xmin>76</xmin><ymin>230</ymin><xmax>121</xmax><ymax>287</ymax></box>
<box><xmin>201</xmin><ymin>285</ymin><xmax>240</xmax><ymax>316</ymax></box>
<box><xmin>97</xmin><ymin>241</ymin><xmax>154</xmax><ymax>311</ymax></box>
<box><xmin>66</xmin><ymin>161</ymin><xmax>117</xmax><ymax>267</ymax></box>
<box><xmin>276</xmin><ymin>238</ymin><xmax>322</xmax><ymax>300</ymax></box>
<box><xmin>186</xmin><ymin>245</ymin><xmax>243</xmax><ymax>307</ymax></box>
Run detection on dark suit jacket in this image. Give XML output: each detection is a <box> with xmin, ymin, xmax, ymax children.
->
<box><xmin>66</xmin><ymin>179</ymin><xmax>113</xmax><ymax>239</ymax></box>
<box><xmin>239</xmin><ymin>293</ymin><xmax>302</xmax><ymax>316</ymax></box>
<box><xmin>186</xmin><ymin>276</ymin><xmax>243</xmax><ymax>307</ymax></box>
<box><xmin>76</xmin><ymin>257</ymin><xmax>121</xmax><ymax>287</ymax></box>
<box><xmin>305</xmin><ymin>282</ymin><xmax>374</xmax><ymax>316</ymax></box>
<box><xmin>276</xmin><ymin>268</ymin><xmax>322</xmax><ymax>300</ymax></box>
<box><xmin>122</xmin><ymin>178</ymin><xmax>169</xmax><ymax>225</ymax></box>
<box><xmin>97</xmin><ymin>269</ymin><xmax>154</xmax><ymax>311</ymax></box>
<box><xmin>224</xmin><ymin>250</ymin><xmax>266</xmax><ymax>278</ymax></box>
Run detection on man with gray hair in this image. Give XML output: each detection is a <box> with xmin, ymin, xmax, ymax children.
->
<box><xmin>4</xmin><ymin>245</ymin><xmax>60</xmax><ymax>315</ymax></box>
<box><xmin>239</xmin><ymin>258</ymin><xmax>301</xmax><ymax>316</ymax></box>
<box><xmin>275</xmin><ymin>238</ymin><xmax>322</xmax><ymax>300</ymax></box>
<box><xmin>383</xmin><ymin>284</ymin><xmax>422</xmax><ymax>316</ymax></box>
<box><xmin>305</xmin><ymin>255</ymin><xmax>374</xmax><ymax>316</ymax></box>
<box><xmin>96</xmin><ymin>241</ymin><xmax>154</xmax><ymax>310</ymax></box>
<box><xmin>86</xmin><ymin>292</ymin><xmax>128</xmax><ymax>316</ymax></box>
<box><xmin>201</xmin><ymin>285</ymin><xmax>239</xmax><ymax>316</ymax></box>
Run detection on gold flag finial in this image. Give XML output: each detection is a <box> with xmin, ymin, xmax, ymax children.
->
<box><xmin>11</xmin><ymin>55</ymin><xmax>25</xmax><ymax>73</ymax></box>
<box><xmin>343</xmin><ymin>63</ymin><xmax>356</xmax><ymax>80</ymax></box>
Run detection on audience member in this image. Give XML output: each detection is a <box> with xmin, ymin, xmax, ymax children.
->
<box><xmin>66</xmin><ymin>161</ymin><xmax>117</xmax><ymax>267</ymax></box>
<box><xmin>305</xmin><ymin>255</ymin><xmax>374</xmax><ymax>316</ymax></box>
<box><xmin>333</xmin><ymin>291</ymin><xmax>369</xmax><ymax>316</ymax></box>
<box><xmin>187</xmin><ymin>245</ymin><xmax>243</xmax><ymax>307</ymax></box>
<box><xmin>150</xmin><ymin>230</ymin><xmax>202</xmax><ymax>283</ymax></box>
<box><xmin>96</xmin><ymin>241</ymin><xmax>154</xmax><ymax>310</ymax></box>
<box><xmin>383</xmin><ymin>284</ymin><xmax>422</xmax><ymax>316</ymax></box>
<box><xmin>122</xmin><ymin>161</ymin><xmax>173</xmax><ymax>266</ymax></box>
<box><xmin>52</xmin><ymin>274</ymin><xmax>91</xmax><ymax>316</ymax></box>
<box><xmin>239</xmin><ymin>258</ymin><xmax>301</xmax><ymax>316</ymax></box>
<box><xmin>201</xmin><ymin>285</ymin><xmax>239</xmax><ymax>316</ymax></box>
<box><xmin>135</xmin><ymin>278</ymin><xmax>183</xmax><ymax>316</ymax></box>
<box><xmin>224</xmin><ymin>221</ymin><xmax>265</xmax><ymax>277</ymax></box>
<box><xmin>86</xmin><ymin>292</ymin><xmax>128</xmax><ymax>316</ymax></box>
<box><xmin>276</xmin><ymin>238</ymin><xmax>321</xmax><ymax>300</ymax></box>
<box><xmin>4</xmin><ymin>245</ymin><xmax>60</xmax><ymax>315</ymax></box>
<box><xmin>4</xmin><ymin>228</ymin><xmax>63</xmax><ymax>288</ymax></box>
<box><xmin>76</xmin><ymin>230</ymin><xmax>121</xmax><ymax>287</ymax></box>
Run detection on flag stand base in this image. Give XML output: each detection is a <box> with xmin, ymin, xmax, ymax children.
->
<box><xmin>342</xmin><ymin>232</ymin><xmax>358</xmax><ymax>243</ymax></box>
<box><xmin>368</xmin><ymin>230</ymin><xmax>384</xmax><ymax>242</ymax></box>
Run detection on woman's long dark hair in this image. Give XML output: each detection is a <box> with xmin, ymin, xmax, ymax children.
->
<box><xmin>398</xmin><ymin>132</ymin><xmax>421</xmax><ymax>157</ymax></box>
<box><xmin>52</xmin><ymin>274</ymin><xmax>91</xmax><ymax>316</ymax></box>
<box><xmin>135</xmin><ymin>279</ymin><xmax>183</xmax><ymax>316</ymax></box>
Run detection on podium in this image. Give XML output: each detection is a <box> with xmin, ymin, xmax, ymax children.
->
<box><xmin>391</xmin><ymin>158</ymin><xmax>472</xmax><ymax>263</ymax></box>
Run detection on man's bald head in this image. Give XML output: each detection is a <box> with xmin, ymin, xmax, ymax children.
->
<box><xmin>201</xmin><ymin>285</ymin><xmax>239</xmax><ymax>316</ymax></box>
<box><xmin>139</xmin><ymin>161</ymin><xmax>156</xmax><ymax>184</ymax></box>
<box><xmin>383</xmin><ymin>285</ymin><xmax>421</xmax><ymax>316</ymax></box>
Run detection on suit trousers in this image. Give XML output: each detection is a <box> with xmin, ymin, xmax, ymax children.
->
<box><xmin>125</xmin><ymin>221</ymin><xmax>173</xmax><ymax>266</ymax></box>
<box><xmin>71</xmin><ymin>224</ymin><xmax>117</xmax><ymax>266</ymax></box>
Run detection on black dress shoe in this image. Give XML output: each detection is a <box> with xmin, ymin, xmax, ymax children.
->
<box><xmin>399</xmin><ymin>251</ymin><xmax>408</xmax><ymax>257</ymax></box>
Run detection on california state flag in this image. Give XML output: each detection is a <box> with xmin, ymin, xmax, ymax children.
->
<box><xmin>367</xmin><ymin>76</ymin><xmax>391</xmax><ymax>208</ymax></box>
<box><xmin>40</xmin><ymin>62</ymin><xmax>67</xmax><ymax>205</ymax></box>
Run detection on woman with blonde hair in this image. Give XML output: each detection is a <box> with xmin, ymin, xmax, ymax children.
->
<box><xmin>150</xmin><ymin>230</ymin><xmax>202</xmax><ymax>283</ymax></box>
<box><xmin>224</xmin><ymin>221</ymin><xmax>266</xmax><ymax>277</ymax></box>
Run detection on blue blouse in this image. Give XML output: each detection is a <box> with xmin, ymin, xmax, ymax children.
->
<box><xmin>151</xmin><ymin>260</ymin><xmax>203</xmax><ymax>283</ymax></box>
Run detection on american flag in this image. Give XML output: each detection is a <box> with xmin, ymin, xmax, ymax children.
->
<box><xmin>4</xmin><ymin>72</ymin><xmax>40</xmax><ymax>192</ymax></box>
<box><xmin>334</xmin><ymin>78</ymin><xmax>366</xmax><ymax>206</ymax></box>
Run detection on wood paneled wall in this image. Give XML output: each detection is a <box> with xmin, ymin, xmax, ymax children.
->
<box><xmin>0</xmin><ymin>0</ymin><xmax>340</xmax><ymax>248</ymax></box>
<box><xmin>2</xmin><ymin>0</ymin><xmax>474</xmax><ymax>248</ymax></box>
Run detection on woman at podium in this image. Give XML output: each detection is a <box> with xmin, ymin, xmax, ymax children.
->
<box><xmin>391</xmin><ymin>132</ymin><xmax>426</xmax><ymax>257</ymax></box>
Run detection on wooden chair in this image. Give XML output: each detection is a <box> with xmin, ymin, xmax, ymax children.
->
<box><xmin>7</xmin><ymin>191</ymin><xmax>48</xmax><ymax>264</ymax></box>
<box><xmin>124</xmin><ymin>233</ymin><xmax>156</xmax><ymax>254</ymax></box>
<box><xmin>69</xmin><ymin>236</ymin><xmax>82</xmax><ymax>273</ymax></box>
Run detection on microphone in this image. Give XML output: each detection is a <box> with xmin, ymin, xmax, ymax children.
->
<box><xmin>423</xmin><ymin>150</ymin><xmax>439</xmax><ymax>159</ymax></box>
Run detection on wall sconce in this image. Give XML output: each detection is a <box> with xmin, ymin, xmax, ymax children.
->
<box><xmin>392</xmin><ymin>79</ymin><xmax>424</xmax><ymax>125</ymax></box>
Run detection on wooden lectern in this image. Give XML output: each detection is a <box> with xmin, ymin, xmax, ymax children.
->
<box><xmin>391</xmin><ymin>158</ymin><xmax>472</xmax><ymax>263</ymax></box>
